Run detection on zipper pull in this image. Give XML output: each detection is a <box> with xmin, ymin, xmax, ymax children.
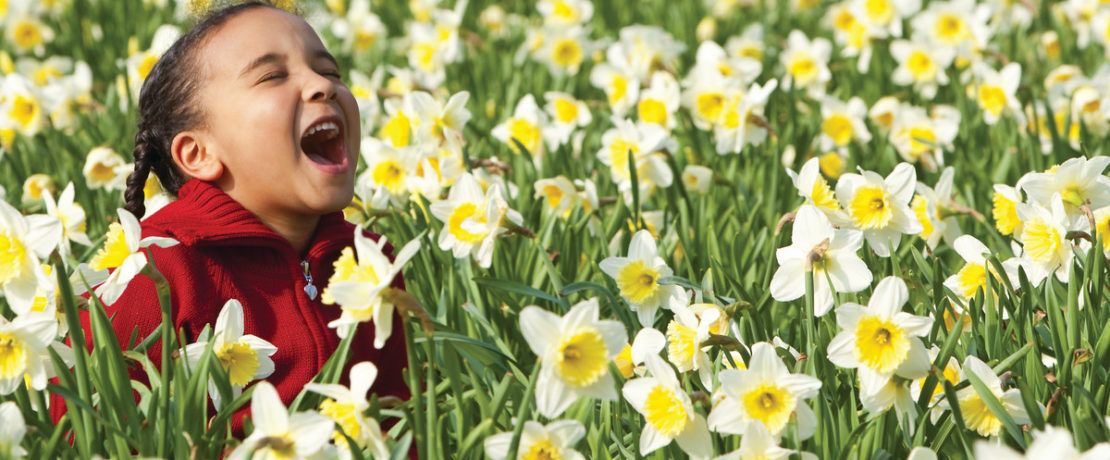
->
<box><xmin>301</xmin><ymin>260</ymin><xmax>318</xmax><ymax>301</ymax></box>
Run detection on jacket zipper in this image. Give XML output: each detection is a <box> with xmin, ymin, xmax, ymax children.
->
<box><xmin>301</xmin><ymin>260</ymin><xmax>318</xmax><ymax>301</ymax></box>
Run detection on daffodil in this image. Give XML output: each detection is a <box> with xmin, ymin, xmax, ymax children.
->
<box><xmin>714</xmin><ymin>420</ymin><xmax>818</xmax><ymax>460</ymax></box>
<box><xmin>519</xmin><ymin>298</ymin><xmax>627</xmax><ymax>418</ymax></box>
<box><xmin>322</xmin><ymin>229</ymin><xmax>420</xmax><ymax>346</ymax></box>
<box><xmin>533</xmin><ymin>175</ymin><xmax>579</xmax><ymax>218</ymax></box>
<box><xmin>1</xmin><ymin>74</ymin><xmax>46</xmax><ymax>137</ymax></box>
<box><xmin>182</xmin><ymin>299</ymin><xmax>277</xmax><ymax>409</ymax></box>
<box><xmin>20</xmin><ymin>173</ymin><xmax>52</xmax><ymax>203</ymax></box>
<box><xmin>228</xmin><ymin>381</ymin><xmax>336</xmax><ymax>460</ymax></box>
<box><xmin>974</xmin><ymin>425</ymin><xmax>1110</xmax><ymax>459</ymax></box>
<box><xmin>992</xmin><ymin>183</ymin><xmax>1023</xmax><ymax>237</ymax></box>
<box><xmin>43</xmin><ymin>182</ymin><xmax>92</xmax><ymax>258</ymax></box>
<box><xmin>0</xmin><ymin>200</ymin><xmax>59</xmax><ymax>313</ymax></box>
<box><xmin>0</xmin><ymin>401</ymin><xmax>27</xmax><ymax>459</ymax></box>
<box><xmin>707</xmin><ymin>341</ymin><xmax>820</xmax><ymax>440</ymax></box>
<box><xmin>681</xmin><ymin>165</ymin><xmax>713</xmax><ymax>195</ymax></box>
<box><xmin>484</xmin><ymin>420</ymin><xmax>586</xmax><ymax>460</ymax></box>
<box><xmin>329</xmin><ymin>0</ymin><xmax>386</xmax><ymax>54</ymax></box>
<box><xmin>623</xmin><ymin>354</ymin><xmax>712</xmax><ymax>458</ymax></box>
<box><xmin>305</xmin><ymin>362</ymin><xmax>390</xmax><ymax>460</ymax></box>
<box><xmin>492</xmin><ymin>94</ymin><xmax>548</xmax><ymax>158</ymax></box>
<box><xmin>600</xmin><ymin>229</ymin><xmax>687</xmax><ymax>327</ymax></box>
<box><xmin>86</xmin><ymin>208</ymin><xmax>179</xmax><ymax>305</ymax></box>
<box><xmin>537</xmin><ymin>0</ymin><xmax>593</xmax><ymax>27</ymax></box>
<box><xmin>589</xmin><ymin>63</ymin><xmax>640</xmax><ymax>116</ymax></box>
<box><xmin>817</xmin><ymin>95</ymin><xmax>871</xmax><ymax>154</ymax></box>
<box><xmin>535</xmin><ymin>26</ymin><xmax>595</xmax><ymax>76</ymax></box>
<box><xmin>940</xmin><ymin>355</ymin><xmax>1035</xmax><ymax>438</ymax></box>
<box><xmin>637</xmin><ymin>71</ymin><xmax>681</xmax><ymax>130</ymax></box>
<box><xmin>911</xmin><ymin>346</ymin><xmax>963</xmax><ymax>423</ymax></box>
<box><xmin>786</xmin><ymin>157</ymin><xmax>849</xmax><ymax>225</ymax></box>
<box><xmin>944</xmin><ymin>235</ymin><xmax>1001</xmax><ymax>301</ymax></box>
<box><xmin>357</xmin><ymin>137</ymin><xmax>421</xmax><ymax>204</ymax></box>
<box><xmin>868</xmin><ymin>95</ymin><xmax>903</xmax><ymax>135</ymax></box>
<box><xmin>973</xmin><ymin>62</ymin><xmax>1025</xmax><ymax>126</ymax></box>
<box><xmin>606</xmin><ymin>25</ymin><xmax>686</xmax><ymax>82</ymax></box>
<box><xmin>912</xmin><ymin>167</ymin><xmax>962</xmax><ymax>250</ymax></box>
<box><xmin>665</xmin><ymin>302</ymin><xmax>723</xmax><ymax>388</ymax></box>
<box><xmin>890</xmin><ymin>38</ymin><xmax>954</xmax><ymax>100</ymax></box>
<box><xmin>82</xmin><ymin>146</ymin><xmax>130</xmax><ymax>191</ymax></box>
<box><xmin>771</xmin><ymin>205</ymin><xmax>871</xmax><ymax>317</ymax></box>
<box><xmin>857</xmin><ymin>0</ymin><xmax>921</xmax><ymax>38</ymax></box>
<box><xmin>430</xmin><ymin>172</ymin><xmax>522</xmax><ymax>268</ymax></box>
<box><xmin>779</xmin><ymin>30</ymin><xmax>831</xmax><ymax>98</ymax></box>
<box><xmin>1020</xmin><ymin>155</ymin><xmax>1110</xmax><ymax>218</ymax></box>
<box><xmin>888</xmin><ymin>104</ymin><xmax>959</xmax><ymax>170</ymax></box>
<box><xmin>827</xmin><ymin>276</ymin><xmax>933</xmax><ymax>397</ymax></box>
<box><xmin>542</xmin><ymin>92</ymin><xmax>591</xmax><ymax>150</ymax></box>
<box><xmin>596</xmin><ymin>117</ymin><xmax>674</xmax><ymax>203</ymax></box>
<box><xmin>713</xmin><ymin>78</ymin><xmax>777</xmax><ymax>154</ymax></box>
<box><xmin>1070</xmin><ymin>85</ymin><xmax>1110</xmax><ymax>136</ymax></box>
<box><xmin>0</xmin><ymin>312</ymin><xmax>58</xmax><ymax>395</ymax></box>
<box><xmin>836</xmin><ymin>163</ymin><xmax>923</xmax><ymax>257</ymax></box>
<box><xmin>1013</xmin><ymin>194</ymin><xmax>1075</xmax><ymax>286</ymax></box>
<box><xmin>910</xmin><ymin>0</ymin><xmax>991</xmax><ymax>53</ymax></box>
<box><xmin>124</xmin><ymin>25</ymin><xmax>180</xmax><ymax>100</ymax></box>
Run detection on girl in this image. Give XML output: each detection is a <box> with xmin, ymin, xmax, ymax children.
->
<box><xmin>56</xmin><ymin>1</ymin><xmax>410</xmax><ymax>427</ymax></box>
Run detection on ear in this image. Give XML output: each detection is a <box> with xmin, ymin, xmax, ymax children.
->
<box><xmin>170</xmin><ymin>130</ymin><xmax>223</xmax><ymax>181</ymax></box>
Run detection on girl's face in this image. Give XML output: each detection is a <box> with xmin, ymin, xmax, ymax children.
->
<box><xmin>193</xmin><ymin>7</ymin><xmax>360</xmax><ymax>225</ymax></box>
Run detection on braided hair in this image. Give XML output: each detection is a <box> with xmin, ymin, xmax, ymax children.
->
<box><xmin>123</xmin><ymin>1</ymin><xmax>279</xmax><ymax>217</ymax></box>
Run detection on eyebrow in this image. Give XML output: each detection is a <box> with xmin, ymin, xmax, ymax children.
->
<box><xmin>238</xmin><ymin>50</ymin><xmax>339</xmax><ymax>78</ymax></box>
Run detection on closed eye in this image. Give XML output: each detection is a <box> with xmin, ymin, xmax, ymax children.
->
<box><xmin>257</xmin><ymin>70</ymin><xmax>287</xmax><ymax>84</ymax></box>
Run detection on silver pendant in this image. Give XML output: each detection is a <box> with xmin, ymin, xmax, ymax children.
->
<box><xmin>304</xmin><ymin>284</ymin><xmax>318</xmax><ymax>301</ymax></box>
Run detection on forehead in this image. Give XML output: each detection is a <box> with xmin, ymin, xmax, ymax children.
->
<box><xmin>197</xmin><ymin>7</ymin><xmax>328</xmax><ymax>78</ymax></box>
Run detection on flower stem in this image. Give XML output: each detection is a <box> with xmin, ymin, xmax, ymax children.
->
<box><xmin>507</xmin><ymin>361</ymin><xmax>542</xmax><ymax>459</ymax></box>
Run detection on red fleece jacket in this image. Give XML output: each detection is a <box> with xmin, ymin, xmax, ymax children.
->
<box><xmin>51</xmin><ymin>179</ymin><xmax>410</xmax><ymax>428</ymax></box>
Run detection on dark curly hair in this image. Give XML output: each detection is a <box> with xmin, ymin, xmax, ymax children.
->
<box><xmin>123</xmin><ymin>1</ymin><xmax>282</xmax><ymax>217</ymax></box>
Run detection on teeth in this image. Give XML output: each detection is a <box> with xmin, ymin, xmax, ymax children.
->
<box><xmin>304</xmin><ymin>121</ymin><xmax>339</xmax><ymax>139</ymax></box>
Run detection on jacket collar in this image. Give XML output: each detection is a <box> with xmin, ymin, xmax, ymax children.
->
<box><xmin>143</xmin><ymin>179</ymin><xmax>353</xmax><ymax>254</ymax></box>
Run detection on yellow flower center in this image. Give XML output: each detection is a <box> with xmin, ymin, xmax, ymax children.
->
<box><xmin>0</xmin><ymin>332</ymin><xmax>27</xmax><ymax>381</ymax></box>
<box><xmin>854</xmin><ymin>316</ymin><xmax>909</xmax><ymax>373</ymax></box>
<box><xmin>822</xmin><ymin>114</ymin><xmax>854</xmax><ymax>146</ymax></box>
<box><xmin>665</xmin><ymin>320</ymin><xmax>697</xmax><ymax>368</ymax></box>
<box><xmin>320</xmin><ymin>398</ymin><xmax>362</xmax><ymax>445</ymax></box>
<box><xmin>978</xmin><ymin>85</ymin><xmax>1007</xmax><ymax>116</ymax></box>
<box><xmin>935</xmin><ymin>14</ymin><xmax>967</xmax><ymax>43</ymax></box>
<box><xmin>638</xmin><ymin>98</ymin><xmax>667</xmax><ymax>126</ymax></box>
<box><xmin>552</xmin><ymin>38</ymin><xmax>582</xmax><ymax>68</ymax></box>
<box><xmin>849</xmin><ymin>185</ymin><xmax>893</xmax><ymax>230</ymax></box>
<box><xmin>89</xmin><ymin>222</ymin><xmax>131</xmax><ymax>271</ymax></box>
<box><xmin>372</xmin><ymin>160</ymin><xmax>406</xmax><ymax>195</ymax></box>
<box><xmin>555</xmin><ymin>328</ymin><xmax>609</xmax><ymax>387</ymax></box>
<box><xmin>608</xmin><ymin>138</ymin><xmax>639</xmax><ymax>180</ymax></box>
<box><xmin>865</xmin><ymin>0</ymin><xmax>893</xmax><ymax>23</ymax></box>
<box><xmin>10</xmin><ymin>94</ymin><xmax>38</xmax><ymax>128</ymax></box>
<box><xmin>992</xmin><ymin>192</ymin><xmax>1019</xmax><ymax>236</ymax></box>
<box><xmin>541</xmin><ymin>184</ymin><xmax>564</xmax><ymax>209</ymax></box>
<box><xmin>741</xmin><ymin>382</ymin><xmax>796</xmax><ymax>435</ymax></box>
<box><xmin>138</xmin><ymin>53</ymin><xmax>159</xmax><ymax>81</ymax></box>
<box><xmin>1098</xmin><ymin>213</ymin><xmax>1110</xmax><ymax>253</ymax></box>
<box><xmin>507</xmin><ymin>118</ymin><xmax>541</xmax><ymax>154</ymax></box>
<box><xmin>0</xmin><ymin>229</ymin><xmax>29</xmax><ymax>284</ymax></box>
<box><xmin>381</xmin><ymin>112</ymin><xmax>412</xmax><ymax>148</ymax></box>
<box><xmin>553</xmin><ymin>98</ymin><xmax>578</xmax><ymax>123</ymax></box>
<box><xmin>217</xmin><ymin>342</ymin><xmax>260</xmax><ymax>387</ymax></box>
<box><xmin>907</xmin><ymin>126</ymin><xmax>937</xmax><ymax>158</ymax></box>
<box><xmin>789</xmin><ymin>55</ymin><xmax>818</xmax><ymax>85</ymax></box>
<box><xmin>907</xmin><ymin>51</ymin><xmax>934</xmax><ymax>80</ymax></box>
<box><xmin>643</xmin><ymin>385</ymin><xmax>688</xmax><ymax>437</ymax></box>
<box><xmin>12</xmin><ymin>20</ymin><xmax>42</xmax><ymax>50</ymax></box>
<box><xmin>522</xmin><ymin>440</ymin><xmax>562</xmax><ymax>460</ymax></box>
<box><xmin>960</xmin><ymin>393</ymin><xmax>1002</xmax><ymax>437</ymax></box>
<box><xmin>614</xmin><ymin>345</ymin><xmax>635</xmax><ymax>378</ymax></box>
<box><xmin>608</xmin><ymin>75</ymin><xmax>628</xmax><ymax>107</ymax></box>
<box><xmin>1060</xmin><ymin>184</ymin><xmax>1085</xmax><ymax>207</ymax></box>
<box><xmin>819</xmin><ymin>152</ymin><xmax>845</xmax><ymax>179</ymax></box>
<box><xmin>834</xmin><ymin>10</ymin><xmax>856</xmax><ymax>32</ymax></box>
<box><xmin>957</xmin><ymin>262</ymin><xmax>990</xmax><ymax>299</ymax></box>
<box><xmin>412</xmin><ymin>42</ymin><xmax>438</xmax><ymax>71</ymax></box>
<box><xmin>616</xmin><ymin>260</ymin><xmax>660</xmax><ymax>304</ymax></box>
<box><xmin>88</xmin><ymin>160</ymin><xmax>117</xmax><ymax>183</ymax></box>
<box><xmin>552</xmin><ymin>0</ymin><xmax>576</xmax><ymax>21</ymax></box>
<box><xmin>695</xmin><ymin>92</ymin><xmax>724</xmax><ymax>122</ymax></box>
<box><xmin>911</xmin><ymin>195</ymin><xmax>934</xmax><ymax>238</ymax></box>
<box><xmin>810</xmin><ymin>175</ymin><xmax>840</xmax><ymax>211</ymax></box>
<box><xmin>355</xmin><ymin>30</ymin><xmax>378</xmax><ymax>50</ymax></box>
<box><xmin>447</xmin><ymin>202</ymin><xmax>488</xmax><ymax>244</ymax></box>
<box><xmin>1021</xmin><ymin>218</ymin><xmax>1061</xmax><ymax>264</ymax></box>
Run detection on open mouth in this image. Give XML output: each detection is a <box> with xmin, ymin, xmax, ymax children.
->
<box><xmin>300</xmin><ymin>117</ymin><xmax>348</xmax><ymax>169</ymax></box>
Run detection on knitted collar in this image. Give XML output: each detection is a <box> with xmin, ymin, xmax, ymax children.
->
<box><xmin>142</xmin><ymin>179</ymin><xmax>353</xmax><ymax>253</ymax></box>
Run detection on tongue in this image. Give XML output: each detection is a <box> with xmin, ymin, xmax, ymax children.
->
<box><xmin>307</xmin><ymin>153</ymin><xmax>335</xmax><ymax>165</ymax></box>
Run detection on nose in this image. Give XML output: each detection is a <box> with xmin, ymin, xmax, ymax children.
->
<box><xmin>303</xmin><ymin>71</ymin><xmax>337</xmax><ymax>102</ymax></box>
